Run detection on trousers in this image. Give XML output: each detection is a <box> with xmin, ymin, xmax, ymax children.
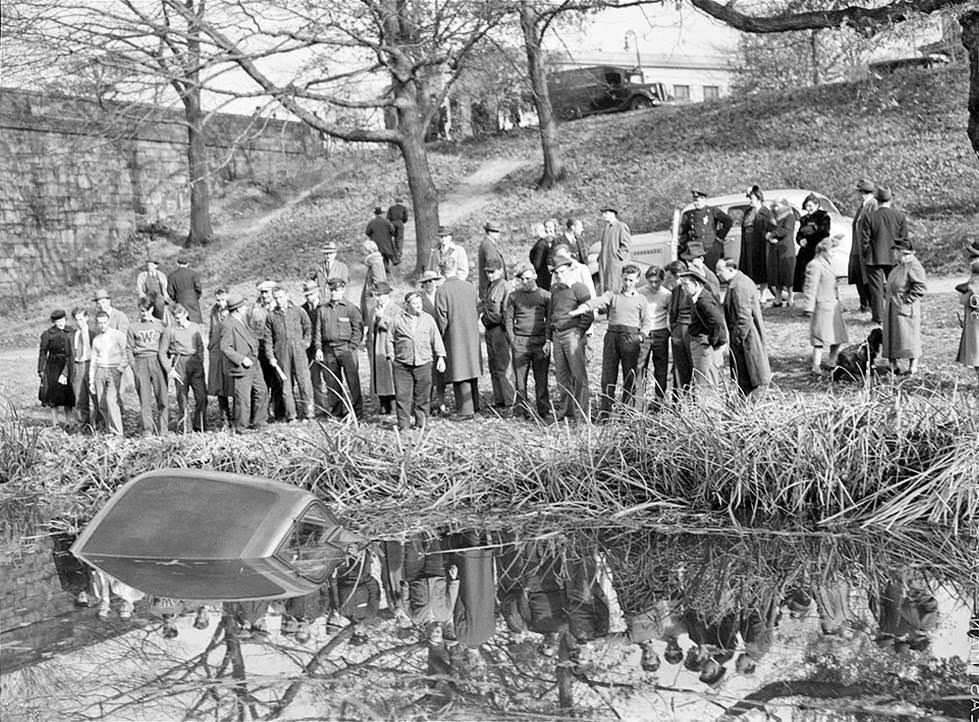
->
<box><xmin>393</xmin><ymin>361</ymin><xmax>432</xmax><ymax>430</ymax></box>
<box><xmin>599</xmin><ymin>328</ymin><xmax>643</xmax><ymax>417</ymax></box>
<box><xmin>277</xmin><ymin>342</ymin><xmax>314</xmax><ymax>420</ymax></box>
<box><xmin>322</xmin><ymin>346</ymin><xmax>362</xmax><ymax>417</ymax></box>
<box><xmin>231</xmin><ymin>367</ymin><xmax>269</xmax><ymax>431</ymax></box>
<box><xmin>638</xmin><ymin>328</ymin><xmax>670</xmax><ymax>404</ymax></box>
<box><xmin>670</xmin><ymin>322</ymin><xmax>693</xmax><ymax>397</ymax></box>
<box><xmin>512</xmin><ymin>335</ymin><xmax>550</xmax><ymax>417</ymax></box>
<box><xmin>551</xmin><ymin>328</ymin><xmax>589</xmax><ymax>421</ymax></box>
<box><xmin>132</xmin><ymin>355</ymin><xmax>168</xmax><ymax>434</ymax></box>
<box><xmin>484</xmin><ymin>325</ymin><xmax>515</xmax><ymax>407</ymax></box>
<box><xmin>93</xmin><ymin>366</ymin><xmax>124</xmax><ymax>436</ymax></box>
<box><xmin>865</xmin><ymin>264</ymin><xmax>893</xmax><ymax>324</ymax></box>
<box><xmin>72</xmin><ymin>359</ymin><xmax>98</xmax><ymax>425</ymax></box>
<box><xmin>172</xmin><ymin>356</ymin><xmax>207</xmax><ymax>432</ymax></box>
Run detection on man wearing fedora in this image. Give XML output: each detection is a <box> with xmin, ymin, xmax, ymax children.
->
<box><xmin>597</xmin><ymin>206</ymin><xmax>632</xmax><ymax>295</ymax></box>
<box><xmin>848</xmin><ymin>179</ymin><xmax>878</xmax><ymax>314</ymax></box>
<box><xmin>311</xmin><ymin>241</ymin><xmax>350</xmax><ymax>298</ymax></box>
<box><xmin>859</xmin><ymin>186</ymin><xmax>906</xmax><ymax>324</ymax></box>
<box><xmin>434</xmin><ymin>255</ymin><xmax>482</xmax><ymax>419</ymax></box>
<box><xmin>477</xmin><ymin>221</ymin><xmax>508</xmax><ymax>301</ymax></box>
<box><xmin>221</xmin><ymin>292</ymin><xmax>273</xmax><ymax>432</ymax></box>
<box><xmin>418</xmin><ymin>269</ymin><xmax>447</xmax><ymax>413</ymax></box>
<box><xmin>677</xmin><ymin>269</ymin><xmax>728</xmax><ymax>389</ymax></box>
<box><xmin>715</xmin><ymin>258</ymin><xmax>771</xmax><ymax>397</ymax></box>
<box><xmin>678</xmin><ymin>190</ymin><xmax>733</xmax><ymax>272</ymax></box>
<box><xmin>136</xmin><ymin>259</ymin><xmax>171</xmax><ymax>321</ymax></box>
<box><xmin>427</xmin><ymin>226</ymin><xmax>469</xmax><ymax>281</ymax></box>
<box><xmin>92</xmin><ymin>289</ymin><xmax>130</xmax><ymax>334</ymax></box>
<box><xmin>366</xmin><ymin>206</ymin><xmax>399</xmax><ymax>273</ymax></box>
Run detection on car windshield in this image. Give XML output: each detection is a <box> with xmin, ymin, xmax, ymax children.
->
<box><xmin>725</xmin><ymin>204</ymin><xmax>749</xmax><ymax>225</ymax></box>
<box><xmin>277</xmin><ymin>505</ymin><xmax>348</xmax><ymax>582</ymax></box>
<box><xmin>813</xmin><ymin>194</ymin><xmax>839</xmax><ymax>213</ymax></box>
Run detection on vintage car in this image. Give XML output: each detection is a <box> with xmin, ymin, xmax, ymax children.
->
<box><xmin>588</xmin><ymin>189</ymin><xmax>854</xmax><ymax>280</ymax></box>
<box><xmin>547</xmin><ymin>65</ymin><xmax>668</xmax><ymax>121</ymax></box>
<box><xmin>71</xmin><ymin>469</ymin><xmax>362</xmax><ymax>601</ymax></box>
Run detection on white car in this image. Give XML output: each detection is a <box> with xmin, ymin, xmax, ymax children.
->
<box><xmin>588</xmin><ymin>189</ymin><xmax>854</xmax><ymax>280</ymax></box>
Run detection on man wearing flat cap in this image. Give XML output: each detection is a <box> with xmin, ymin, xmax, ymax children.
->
<box><xmin>859</xmin><ymin>186</ymin><xmax>906</xmax><ymax>324</ymax></box>
<box><xmin>678</xmin><ymin>190</ymin><xmax>733</xmax><ymax>272</ymax></box>
<box><xmin>313</xmin><ymin>278</ymin><xmax>365</xmax><ymax>418</ymax></box>
<box><xmin>300</xmin><ymin>280</ymin><xmax>328</xmax><ymax>413</ymax></box>
<box><xmin>221</xmin><ymin>292</ymin><xmax>275</xmax><ymax>432</ymax></box>
<box><xmin>310</xmin><ymin>241</ymin><xmax>350</xmax><ymax>298</ymax></box>
<box><xmin>477</xmin><ymin>221</ymin><xmax>508</xmax><ymax>301</ymax></box>
<box><xmin>597</xmin><ymin>206</ymin><xmax>632</xmax><ymax>294</ymax></box>
<box><xmin>366</xmin><ymin>206</ymin><xmax>399</xmax><ymax>273</ymax></box>
<box><xmin>480</xmin><ymin>256</ymin><xmax>514</xmax><ymax>409</ymax></box>
<box><xmin>848</xmin><ymin>179</ymin><xmax>878</xmax><ymax>314</ymax></box>
<box><xmin>677</xmin><ymin>269</ymin><xmax>728</xmax><ymax>389</ymax></box>
<box><xmin>427</xmin><ymin>226</ymin><xmax>470</xmax><ymax>281</ymax></box>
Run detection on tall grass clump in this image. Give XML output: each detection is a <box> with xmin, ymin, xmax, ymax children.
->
<box><xmin>0</xmin><ymin>386</ymin><xmax>975</xmax><ymax>539</ymax></box>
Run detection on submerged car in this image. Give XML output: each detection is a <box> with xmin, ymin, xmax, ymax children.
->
<box><xmin>588</xmin><ymin>189</ymin><xmax>854</xmax><ymax>280</ymax></box>
<box><xmin>71</xmin><ymin>469</ymin><xmax>362</xmax><ymax>601</ymax></box>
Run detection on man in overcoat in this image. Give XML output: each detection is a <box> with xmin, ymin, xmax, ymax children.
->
<box><xmin>848</xmin><ymin>178</ymin><xmax>878</xmax><ymax>314</ymax></box>
<box><xmin>220</xmin><ymin>293</ymin><xmax>272</xmax><ymax>432</ymax></box>
<box><xmin>311</xmin><ymin>242</ymin><xmax>350</xmax><ymax>298</ymax></box>
<box><xmin>386</xmin><ymin>197</ymin><xmax>409</xmax><ymax>257</ymax></box>
<box><xmin>859</xmin><ymin>186</ymin><xmax>906</xmax><ymax>323</ymax></box>
<box><xmin>136</xmin><ymin>259</ymin><xmax>171</xmax><ymax>321</ymax></box>
<box><xmin>366</xmin><ymin>206</ymin><xmax>399</xmax><ymax>273</ymax></box>
<box><xmin>434</xmin><ymin>255</ymin><xmax>482</xmax><ymax>419</ymax></box>
<box><xmin>715</xmin><ymin>259</ymin><xmax>771</xmax><ymax>397</ymax></box>
<box><xmin>166</xmin><ymin>257</ymin><xmax>203</xmax><ymax>323</ymax></box>
<box><xmin>427</xmin><ymin>227</ymin><xmax>469</xmax><ymax>281</ymax></box>
<box><xmin>678</xmin><ymin>189</ymin><xmax>733</xmax><ymax>271</ymax></box>
<box><xmin>597</xmin><ymin>206</ymin><xmax>631</xmax><ymax>294</ymax></box>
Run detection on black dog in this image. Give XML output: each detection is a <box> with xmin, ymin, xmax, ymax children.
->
<box><xmin>832</xmin><ymin>328</ymin><xmax>883</xmax><ymax>382</ymax></box>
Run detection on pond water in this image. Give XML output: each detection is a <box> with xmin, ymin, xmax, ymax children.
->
<box><xmin>1</xmin><ymin>526</ymin><xmax>975</xmax><ymax>720</ymax></box>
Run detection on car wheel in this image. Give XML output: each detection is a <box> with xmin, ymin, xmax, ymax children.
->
<box><xmin>565</xmin><ymin>105</ymin><xmax>583</xmax><ymax>121</ymax></box>
<box><xmin>628</xmin><ymin>96</ymin><xmax>653</xmax><ymax>111</ymax></box>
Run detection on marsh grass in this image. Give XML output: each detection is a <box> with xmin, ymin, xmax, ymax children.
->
<box><xmin>1</xmin><ymin>383</ymin><xmax>975</xmax><ymax>544</ymax></box>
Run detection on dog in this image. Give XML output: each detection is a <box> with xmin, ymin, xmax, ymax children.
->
<box><xmin>832</xmin><ymin>328</ymin><xmax>883</xmax><ymax>382</ymax></box>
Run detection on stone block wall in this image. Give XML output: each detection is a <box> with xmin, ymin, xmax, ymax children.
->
<box><xmin>0</xmin><ymin>88</ymin><xmax>326</xmax><ymax>300</ymax></box>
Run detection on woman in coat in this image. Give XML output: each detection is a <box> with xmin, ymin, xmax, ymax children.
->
<box><xmin>38</xmin><ymin>309</ymin><xmax>75</xmax><ymax>425</ymax></box>
<box><xmin>366</xmin><ymin>282</ymin><xmax>398</xmax><ymax>414</ymax></box>
<box><xmin>739</xmin><ymin>185</ymin><xmax>771</xmax><ymax>292</ymax></box>
<box><xmin>802</xmin><ymin>236</ymin><xmax>849</xmax><ymax>375</ymax></box>
<box><xmin>206</xmin><ymin>288</ymin><xmax>234</xmax><ymax>427</ymax></box>
<box><xmin>955</xmin><ymin>258</ymin><xmax>979</xmax><ymax>382</ymax></box>
<box><xmin>360</xmin><ymin>240</ymin><xmax>388</xmax><ymax>321</ymax></box>
<box><xmin>883</xmin><ymin>238</ymin><xmax>927</xmax><ymax>375</ymax></box>
<box><xmin>794</xmin><ymin>194</ymin><xmax>831</xmax><ymax>293</ymax></box>
<box><xmin>766</xmin><ymin>199</ymin><xmax>798</xmax><ymax>307</ymax></box>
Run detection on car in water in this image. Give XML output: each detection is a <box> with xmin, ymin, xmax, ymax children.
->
<box><xmin>71</xmin><ymin>469</ymin><xmax>363</xmax><ymax>601</ymax></box>
<box><xmin>547</xmin><ymin>65</ymin><xmax>667</xmax><ymax>121</ymax></box>
<box><xmin>588</xmin><ymin>189</ymin><xmax>854</xmax><ymax>280</ymax></box>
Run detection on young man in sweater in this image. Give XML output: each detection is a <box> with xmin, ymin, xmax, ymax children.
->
<box><xmin>127</xmin><ymin>297</ymin><xmax>169</xmax><ymax>435</ymax></box>
<box><xmin>504</xmin><ymin>263</ymin><xmax>550</xmax><ymax>419</ymax></box>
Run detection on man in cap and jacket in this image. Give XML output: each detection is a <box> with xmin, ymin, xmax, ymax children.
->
<box><xmin>221</xmin><ymin>293</ymin><xmax>274</xmax><ymax>432</ymax></box>
<box><xmin>859</xmin><ymin>186</ymin><xmax>906</xmax><ymax>324</ymax></box>
<box><xmin>477</xmin><ymin>221</ymin><xmax>508</xmax><ymax>301</ymax></box>
<box><xmin>418</xmin><ymin>270</ymin><xmax>447</xmax><ymax>413</ymax></box>
<box><xmin>678</xmin><ymin>189</ymin><xmax>733</xmax><ymax>272</ymax></box>
<box><xmin>848</xmin><ymin>179</ymin><xmax>878</xmax><ymax>314</ymax></box>
<box><xmin>300</xmin><ymin>280</ymin><xmax>328</xmax><ymax>415</ymax></box>
<box><xmin>313</xmin><ymin>278</ymin><xmax>364</xmax><ymax>418</ymax></box>
<box><xmin>166</xmin><ymin>257</ymin><xmax>203</xmax><ymax>324</ymax></box>
<box><xmin>386</xmin><ymin>197</ymin><xmax>409</xmax><ymax>257</ymax></box>
<box><xmin>481</xmin><ymin>256</ymin><xmax>514</xmax><ymax>409</ymax></box>
<box><xmin>434</xmin><ymin>255</ymin><xmax>482</xmax><ymax>419</ymax></box>
<box><xmin>268</xmin><ymin>285</ymin><xmax>314</xmax><ymax>421</ymax></box>
<box><xmin>310</xmin><ymin>242</ymin><xmax>350</xmax><ymax>298</ymax></box>
<box><xmin>597</xmin><ymin>206</ymin><xmax>631</xmax><ymax>294</ymax></box>
<box><xmin>427</xmin><ymin>226</ymin><xmax>469</xmax><ymax>281</ymax></box>
<box><xmin>366</xmin><ymin>206</ymin><xmax>399</xmax><ymax>273</ymax></box>
<box><xmin>677</xmin><ymin>269</ymin><xmax>728</xmax><ymax>389</ymax></box>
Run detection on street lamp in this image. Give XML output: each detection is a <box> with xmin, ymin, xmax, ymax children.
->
<box><xmin>624</xmin><ymin>30</ymin><xmax>643</xmax><ymax>81</ymax></box>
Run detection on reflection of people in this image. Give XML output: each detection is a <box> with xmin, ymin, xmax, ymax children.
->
<box><xmin>51</xmin><ymin>532</ymin><xmax>91</xmax><ymax>607</ymax></box>
<box><xmin>331</xmin><ymin>550</ymin><xmax>381</xmax><ymax>645</ymax></box>
<box><xmin>383</xmin><ymin>536</ymin><xmax>456</xmax><ymax>642</ymax></box>
<box><xmin>736</xmin><ymin>592</ymin><xmax>781</xmax><ymax>674</ymax></box>
<box><xmin>449</xmin><ymin>531</ymin><xmax>496</xmax><ymax>649</ymax></box>
<box><xmin>92</xmin><ymin>569</ymin><xmax>145</xmax><ymax>620</ymax></box>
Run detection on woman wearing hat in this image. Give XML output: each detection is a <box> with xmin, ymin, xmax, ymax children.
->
<box><xmin>802</xmin><ymin>236</ymin><xmax>849</xmax><ymax>375</ymax></box>
<box><xmin>794</xmin><ymin>194</ymin><xmax>831</xmax><ymax>294</ymax></box>
<box><xmin>38</xmin><ymin>309</ymin><xmax>76</xmax><ymax>425</ymax></box>
<box><xmin>739</xmin><ymin>186</ymin><xmax>772</xmax><ymax>293</ymax></box>
<box><xmin>882</xmin><ymin>238</ymin><xmax>927</xmax><ymax>375</ymax></box>
<box><xmin>955</xmin><ymin>258</ymin><xmax>979</xmax><ymax>383</ymax></box>
<box><xmin>765</xmin><ymin>198</ymin><xmax>798</xmax><ymax>307</ymax></box>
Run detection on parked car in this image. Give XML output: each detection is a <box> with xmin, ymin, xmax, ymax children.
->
<box><xmin>71</xmin><ymin>469</ymin><xmax>363</xmax><ymax>601</ymax></box>
<box><xmin>587</xmin><ymin>189</ymin><xmax>853</xmax><ymax>280</ymax></box>
<box><xmin>547</xmin><ymin>65</ymin><xmax>667</xmax><ymax>121</ymax></box>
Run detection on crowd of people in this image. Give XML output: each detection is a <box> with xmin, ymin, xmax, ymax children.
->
<box><xmin>36</xmin><ymin>186</ymin><xmax>979</xmax><ymax>434</ymax></box>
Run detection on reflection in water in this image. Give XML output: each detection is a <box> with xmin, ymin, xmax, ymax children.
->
<box><xmin>0</xmin><ymin>526</ymin><xmax>973</xmax><ymax>720</ymax></box>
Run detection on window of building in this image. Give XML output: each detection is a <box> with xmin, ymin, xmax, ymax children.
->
<box><xmin>673</xmin><ymin>85</ymin><xmax>690</xmax><ymax>101</ymax></box>
<box><xmin>703</xmin><ymin>85</ymin><xmax>720</xmax><ymax>100</ymax></box>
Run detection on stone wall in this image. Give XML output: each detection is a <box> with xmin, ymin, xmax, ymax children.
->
<box><xmin>0</xmin><ymin>88</ymin><xmax>326</xmax><ymax>299</ymax></box>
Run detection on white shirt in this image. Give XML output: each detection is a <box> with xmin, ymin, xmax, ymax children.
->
<box><xmin>639</xmin><ymin>284</ymin><xmax>672</xmax><ymax>333</ymax></box>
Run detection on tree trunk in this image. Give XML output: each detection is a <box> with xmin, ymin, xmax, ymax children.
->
<box><xmin>398</xmin><ymin>109</ymin><xmax>440</xmax><ymax>275</ymax></box>
<box><xmin>184</xmin><ymin>96</ymin><xmax>214</xmax><ymax>247</ymax></box>
<box><xmin>556</xmin><ymin>632</ymin><xmax>576</xmax><ymax>717</ymax></box>
<box><xmin>519</xmin><ymin>5</ymin><xmax>567</xmax><ymax>190</ymax></box>
<box><xmin>961</xmin><ymin>9</ymin><xmax>979</xmax><ymax>160</ymax></box>
<box><xmin>809</xmin><ymin>29</ymin><xmax>821</xmax><ymax>86</ymax></box>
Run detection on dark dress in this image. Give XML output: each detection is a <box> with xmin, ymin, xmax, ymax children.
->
<box><xmin>739</xmin><ymin>206</ymin><xmax>773</xmax><ymax>285</ymax></box>
<box><xmin>767</xmin><ymin>211</ymin><xmax>798</xmax><ymax>288</ymax></box>
<box><xmin>794</xmin><ymin>209</ymin><xmax>831</xmax><ymax>292</ymax></box>
<box><xmin>37</xmin><ymin>325</ymin><xmax>75</xmax><ymax>408</ymax></box>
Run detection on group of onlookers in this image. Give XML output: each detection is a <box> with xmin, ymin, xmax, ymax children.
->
<box><xmin>35</xmin><ymin>184</ymin><xmax>979</xmax><ymax>433</ymax></box>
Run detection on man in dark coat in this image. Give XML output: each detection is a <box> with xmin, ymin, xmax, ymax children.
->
<box><xmin>678</xmin><ymin>269</ymin><xmax>727</xmax><ymax>389</ymax></box>
<box><xmin>166</xmin><ymin>257</ymin><xmax>203</xmax><ymax>324</ymax></box>
<box><xmin>678</xmin><ymin>189</ymin><xmax>733</xmax><ymax>271</ymax></box>
<box><xmin>860</xmin><ymin>186</ymin><xmax>906</xmax><ymax>324</ymax></box>
<box><xmin>220</xmin><ymin>293</ymin><xmax>273</xmax><ymax>432</ymax></box>
<box><xmin>715</xmin><ymin>259</ymin><xmax>771</xmax><ymax>397</ymax></box>
<box><xmin>386</xmin><ymin>198</ymin><xmax>409</xmax><ymax>257</ymax></box>
<box><xmin>480</xmin><ymin>257</ymin><xmax>514</xmax><ymax>408</ymax></box>
<box><xmin>366</xmin><ymin>206</ymin><xmax>399</xmax><ymax>273</ymax></box>
<box><xmin>477</xmin><ymin>221</ymin><xmax>508</xmax><ymax>301</ymax></box>
<box><xmin>300</xmin><ymin>280</ymin><xmax>328</xmax><ymax>415</ymax></box>
<box><xmin>313</xmin><ymin>278</ymin><xmax>364</xmax><ymax>418</ymax></box>
<box><xmin>434</xmin><ymin>255</ymin><xmax>482</xmax><ymax>419</ymax></box>
<box><xmin>848</xmin><ymin>178</ymin><xmax>878</xmax><ymax>314</ymax></box>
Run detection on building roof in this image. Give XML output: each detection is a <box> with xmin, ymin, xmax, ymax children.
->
<box><xmin>549</xmin><ymin>51</ymin><xmax>735</xmax><ymax>72</ymax></box>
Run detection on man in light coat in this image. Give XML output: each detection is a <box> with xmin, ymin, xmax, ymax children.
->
<box><xmin>715</xmin><ymin>259</ymin><xmax>771</xmax><ymax>397</ymax></box>
<box><xmin>427</xmin><ymin>226</ymin><xmax>470</xmax><ymax>281</ymax></box>
<box><xmin>597</xmin><ymin>206</ymin><xmax>631</xmax><ymax>294</ymax></box>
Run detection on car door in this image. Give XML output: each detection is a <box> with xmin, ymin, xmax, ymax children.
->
<box><xmin>595</xmin><ymin>70</ymin><xmax>625</xmax><ymax>111</ymax></box>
